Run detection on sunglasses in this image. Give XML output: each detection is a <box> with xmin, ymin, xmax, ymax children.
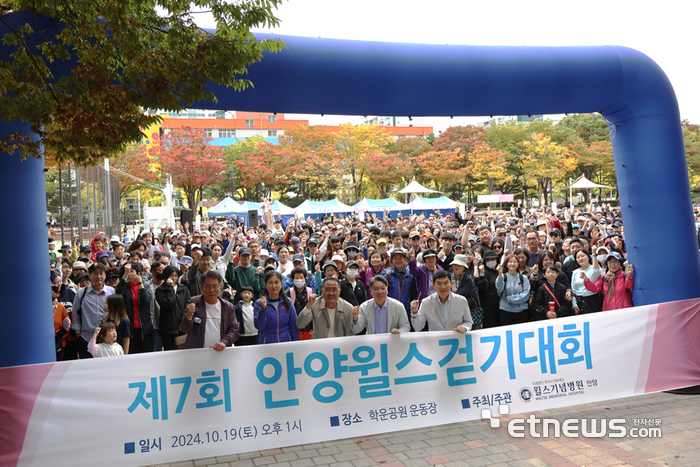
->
<box><xmin>492</xmin><ymin>245</ymin><xmax>503</xmax><ymax>249</ymax></box>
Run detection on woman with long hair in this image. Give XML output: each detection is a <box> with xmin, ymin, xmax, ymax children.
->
<box><xmin>495</xmin><ymin>253</ymin><xmax>531</xmax><ymax>325</ymax></box>
<box><xmin>358</xmin><ymin>250</ymin><xmax>386</xmax><ymax>299</ymax></box>
<box><xmin>254</xmin><ymin>271</ymin><xmax>300</xmax><ymax>344</ymax></box>
<box><xmin>532</xmin><ymin>265</ymin><xmax>573</xmax><ymax>320</ymax></box>
<box><xmin>156</xmin><ymin>265</ymin><xmax>191</xmax><ymax>351</ymax></box>
<box><xmin>102</xmin><ymin>294</ymin><xmax>131</xmax><ymax>354</ymax></box>
<box><xmin>570</xmin><ymin>249</ymin><xmax>602</xmax><ymax>314</ymax></box>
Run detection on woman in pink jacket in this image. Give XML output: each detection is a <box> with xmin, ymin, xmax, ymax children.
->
<box><xmin>583</xmin><ymin>252</ymin><xmax>634</xmax><ymax>311</ymax></box>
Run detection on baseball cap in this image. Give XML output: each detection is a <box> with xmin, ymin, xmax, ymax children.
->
<box><xmin>177</xmin><ymin>255</ymin><xmax>193</xmax><ymax>266</ymax></box>
<box><xmin>422</xmin><ymin>249</ymin><xmax>437</xmax><ymax>258</ymax></box>
<box><xmin>323</xmin><ymin>261</ymin><xmax>338</xmax><ymax>271</ymax></box>
<box><xmin>390</xmin><ymin>248</ymin><xmax>408</xmax><ymax>258</ymax></box>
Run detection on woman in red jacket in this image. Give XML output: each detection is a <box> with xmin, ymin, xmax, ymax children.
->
<box><xmin>583</xmin><ymin>252</ymin><xmax>634</xmax><ymax>311</ymax></box>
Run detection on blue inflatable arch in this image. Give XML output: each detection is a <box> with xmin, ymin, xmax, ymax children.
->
<box><xmin>2</xmin><ymin>13</ymin><xmax>699</xmax><ymax>366</ymax></box>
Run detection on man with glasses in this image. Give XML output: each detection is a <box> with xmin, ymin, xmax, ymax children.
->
<box><xmin>181</xmin><ymin>271</ymin><xmax>239</xmax><ymax>350</ymax></box>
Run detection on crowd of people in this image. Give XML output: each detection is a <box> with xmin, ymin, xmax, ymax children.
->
<box><xmin>49</xmin><ymin>199</ymin><xmax>635</xmax><ymax>359</ymax></box>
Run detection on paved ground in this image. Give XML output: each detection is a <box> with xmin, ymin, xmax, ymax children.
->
<box><xmin>147</xmin><ymin>391</ymin><xmax>700</xmax><ymax>467</ymax></box>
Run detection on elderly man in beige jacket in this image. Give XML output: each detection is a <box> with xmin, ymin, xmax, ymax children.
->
<box><xmin>296</xmin><ymin>277</ymin><xmax>354</xmax><ymax>338</ymax></box>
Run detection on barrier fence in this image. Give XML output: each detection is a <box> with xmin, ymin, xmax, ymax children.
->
<box><xmin>45</xmin><ymin>163</ymin><xmax>121</xmax><ymax>245</ymax></box>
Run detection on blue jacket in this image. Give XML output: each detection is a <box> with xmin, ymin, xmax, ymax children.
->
<box><xmin>254</xmin><ymin>295</ymin><xmax>300</xmax><ymax>344</ymax></box>
<box><xmin>383</xmin><ymin>266</ymin><xmax>414</xmax><ymax>314</ymax></box>
<box><xmin>495</xmin><ymin>272</ymin><xmax>531</xmax><ymax>313</ymax></box>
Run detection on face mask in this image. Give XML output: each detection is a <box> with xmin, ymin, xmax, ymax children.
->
<box><xmin>293</xmin><ymin>279</ymin><xmax>306</xmax><ymax>288</ymax></box>
<box><xmin>597</xmin><ymin>254</ymin><xmax>608</xmax><ymax>263</ymax></box>
<box><xmin>485</xmin><ymin>260</ymin><xmax>497</xmax><ymax>269</ymax></box>
<box><xmin>346</xmin><ymin>269</ymin><xmax>359</xmax><ymax>279</ymax></box>
<box><xmin>153</xmin><ymin>272</ymin><xmax>164</xmax><ymax>281</ymax></box>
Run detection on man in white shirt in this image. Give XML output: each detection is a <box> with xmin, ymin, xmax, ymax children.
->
<box><xmin>296</xmin><ymin>278</ymin><xmax>354</xmax><ymax>338</ymax></box>
<box><xmin>181</xmin><ymin>271</ymin><xmax>239</xmax><ymax>350</ymax></box>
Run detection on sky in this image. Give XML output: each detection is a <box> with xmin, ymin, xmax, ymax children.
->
<box><xmin>203</xmin><ymin>0</ymin><xmax>700</xmax><ymax>131</ymax></box>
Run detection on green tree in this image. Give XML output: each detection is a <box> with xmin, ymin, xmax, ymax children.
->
<box><xmin>487</xmin><ymin>119</ymin><xmax>569</xmax><ymax>201</ymax></box>
<box><xmin>682</xmin><ymin>120</ymin><xmax>700</xmax><ymax>191</ymax></box>
<box><xmin>555</xmin><ymin>113</ymin><xmax>611</xmax><ymax>144</ymax></box>
<box><xmin>1</xmin><ymin>1</ymin><xmax>283</xmax><ymax>163</ymax></box>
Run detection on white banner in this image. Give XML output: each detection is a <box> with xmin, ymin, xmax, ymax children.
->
<box><xmin>3</xmin><ymin>299</ymin><xmax>700</xmax><ymax>467</ymax></box>
<box><xmin>477</xmin><ymin>194</ymin><xmax>515</xmax><ymax>203</ymax></box>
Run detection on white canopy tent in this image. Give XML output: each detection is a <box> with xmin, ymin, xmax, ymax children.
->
<box><xmin>565</xmin><ymin>176</ymin><xmax>614</xmax><ymax>206</ymax></box>
<box><xmin>397</xmin><ymin>180</ymin><xmax>441</xmax><ymax>203</ymax></box>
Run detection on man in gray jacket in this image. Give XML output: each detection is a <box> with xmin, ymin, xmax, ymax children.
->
<box><xmin>410</xmin><ymin>270</ymin><xmax>472</xmax><ymax>333</ymax></box>
<box><xmin>351</xmin><ymin>275</ymin><xmax>410</xmax><ymax>335</ymax></box>
<box><xmin>296</xmin><ymin>277</ymin><xmax>354</xmax><ymax>338</ymax></box>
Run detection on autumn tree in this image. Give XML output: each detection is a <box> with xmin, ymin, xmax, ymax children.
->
<box><xmin>278</xmin><ymin>125</ymin><xmax>342</xmax><ymax>200</ymax></box>
<box><xmin>414</xmin><ymin>148</ymin><xmax>468</xmax><ymax>194</ymax></box>
<box><xmin>111</xmin><ymin>143</ymin><xmax>161</xmax><ymax>199</ymax></box>
<box><xmin>336</xmin><ymin>124</ymin><xmax>394</xmax><ymax>202</ymax></box>
<box><xmin>155</xmin><ymin>127</ymin><xmax>226</xmax><ymax>210</ymax></box>
<box><xmin>469</xmin><ymin>143</ymin><xmax>512</xmax><ymax>200</ymax></box>
<box><xmin>522</xmin><ymin>133</ymin><xmax>578</xmax><ymax>206</ymax></box>
<box><xmin>384</xmin><ymin>136</ymin><xmax>431</xmax><ymax>186</ymax></box>
<box><xmin>232</xmin><ymin>141</ymin><xmax>301</xmax><ymax>201</ymax></box>
<box><xmin>428</xmin><ymin>125</ymin><xmax>490</xmax><ymax>198</ymax></box>
<box><xmin>1</xmin><ymin>1</ymin><xmax>283</xmax><ymax>163</ymax></box>
<box><xmin>364</xmin><ymin>152</ymin><xmax>413</xmax><ymax>198</ymax></box>
<box><xmin>569</xmin><ymin>139</ymin><xmax>615</xmax><ymax>187</ymax></box>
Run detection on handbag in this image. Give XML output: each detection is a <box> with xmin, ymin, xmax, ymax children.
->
<box><xmin>471</xmin><ymin>307</ymin><xmax>484</xmax><ymax>326</ymax></box>
<box><xmin>175</xmin><ymin>334</ymin><xmax>187</xmax><ymax>349</ymax></box>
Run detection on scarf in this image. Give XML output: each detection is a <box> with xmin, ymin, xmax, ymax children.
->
<box><xmin>450</xmin><ymin>271</ymin><xmax>463</xmax><ymax>293</ymax></box>
<box><xmin>604</xmin><ymin>269</ymin><xmax>623</xmax><ymax>304</ymax></box>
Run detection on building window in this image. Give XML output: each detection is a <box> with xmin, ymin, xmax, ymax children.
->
<box><xmin>245</xmin><ymin>119</ymin><xmax>255</xmax><ymax>127</ymax></box>
<box><xmin>267</xmin><ymin>115</ymin><xmax>276</xmax><ymax>122</ymax></box>
<box><xmin>203</xmin><ymin>129</ymin><xmax>213</xmax><ymax>137</ymax></box>
<box><xmin>219</xmin><ymin>129</ymin><xmax>235</xmax><ymax>138</ymax></box>
<box><xmin>268</xmin><ymin>130</ymin><xmax>278</xmax><ymax>137</ymax></box>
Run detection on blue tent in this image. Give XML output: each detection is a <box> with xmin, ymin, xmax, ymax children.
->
<box><xmin>352</xmin><ymin>198</ymin><xmax>411</xmax><ymax>219</ymax></box>
<box><xmin>206</xmin><ymin>198</ymin><xmax>298</xmax><ymax>229</ymax></box>
<box><xmin>407</xmin><ymin>196</ymin><xmax>457</xmax><ymax>216</ymax></box>
<box><xmin>246</xmin><ymin>200</ymin><xmax>296</xmax><ymax>229</ymax></box>
<box><xmin>206</xmin><ymin>197</ymin><xmax>249</xmax><ymax>216</ymax></box>
<box><xmin>296</xmin><ymin>199</ymin><xmax>354</xmax><ymax>220</ymax></box>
